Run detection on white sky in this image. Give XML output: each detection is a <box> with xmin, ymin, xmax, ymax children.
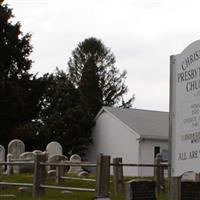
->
<box><xmin>5</xmin><ymin>0</ymin><xmax>200</xmax><ymax>112</ymax></box>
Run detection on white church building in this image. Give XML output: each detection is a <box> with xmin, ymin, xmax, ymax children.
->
<box><xmin>86</xmin><ymin>106</ymin><xmax>169</xmax><ymax>176</ymax></box>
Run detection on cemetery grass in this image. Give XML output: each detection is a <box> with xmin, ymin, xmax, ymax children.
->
<box><xmin>0</xmin><ymin>174</ymin><xmax>168</xmax><ymax>200</ymax></box>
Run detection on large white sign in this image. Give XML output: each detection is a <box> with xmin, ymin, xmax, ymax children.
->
<box><xmin>171</xmin><ymin>40</ymin><xmax>200</xmax><ymax>176</ymax></box>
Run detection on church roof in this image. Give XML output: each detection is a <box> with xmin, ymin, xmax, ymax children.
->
<box><xmin>96</xmin><ymin>106</ymin><xmax>169</xmax><ymax>141</ymax></box>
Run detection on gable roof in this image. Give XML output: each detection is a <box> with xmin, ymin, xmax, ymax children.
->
<box><xmin>96</xmin><ymin>106</ymin><xmax>169</xmax><ymax>141</ymax></box>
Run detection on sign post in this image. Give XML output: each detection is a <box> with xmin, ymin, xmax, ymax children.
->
<box><xmin>169</xmin><ymin>40</ymin><xmax>200</xmax><ymax>199</ymax></box>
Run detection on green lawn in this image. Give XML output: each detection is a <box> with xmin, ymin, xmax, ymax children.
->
<box><xmin>0</xmin><ymin>173</ymin><xmax>168</xmax><ymax>199</ymax></box>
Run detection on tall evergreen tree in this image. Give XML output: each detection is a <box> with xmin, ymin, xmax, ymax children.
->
<box><xmin>68</xmin><ymin>37</ymin><xmax>134</xmax><ymax>117</ymax></box>
<box><xmin>0</xmin><ymin>2</ymin><xmax>44</xmax><ymax>146</ymax></box>
<box><xmin>79</xmin><ymin>57</ymin><xmax>102</xmax><ymax>116</ymax></box>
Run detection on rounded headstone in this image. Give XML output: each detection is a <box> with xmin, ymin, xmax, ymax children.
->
<box><xmin>8</xmin><ymin>139</ymin><xmax>25</xmax><ymax>159</ymax></box>
<box><xmin>48</xmin><ymin>154</ymin><xmax>68</xmax><ymax>171</ymax></box>
<box><xmin>68</xmin><ymin>154</ymin><xmax>83</xmax><ymax>173</ymax></box>
<box><xmin>8</xmin><ymin>139</ymin><xmax>25</xmax><ymax>174</ymax></box>
<box><xmin>46</xmin><ymin>141</ymin><xmax>63</xmax><ymax>157</ymax></box>
<box><xmin>78</xmin><ymin>171</ymin><xmax>89</xmax><ymax>177</ymax></box>
<box><xmin>19</xmin><ymin>152</ymin><xmax>34</xmax><ymax>173</ymax></box>
<box><xmin>32</xmin><ymin>150</ymin><xmax>42</xmax><ymax>154</ymax></box>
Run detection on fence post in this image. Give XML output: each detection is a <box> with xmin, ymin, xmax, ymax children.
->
<box><xmin>33</xmin><ymin>153</ymin><xmax>47</xmax><ymax>198</ymax></box>
<box><xmin>55</xmin><ymin>161</ymin><xmax>65</xmax><ymax>185</ymax></box>
<box><xmin>95</xmin><ymin>154</ymin><xmax>111</xmax><ymax>199</ymax></box>
<box><xmin>169</xmin><ymin>176</ymin><xmax>181</xmax><ymax>200</ymax></box>
<box><xmin>154</xmin><ymin>153</ymin><xmax>164</xmax><ymax>194</ymax></box>
<box><xmin>160</xmin><ymin>161</ymin><xmax>164</xmax><ymax>192</ymax></box>
<box><xmin>6</xmin><ymin>153</ymin><xmax>13</xmax><ymax>175</ymax></box>
<box><xmin>113</xmin><ymin>157</ymin><xmax>124</xmax><ymax>194</ymax></box>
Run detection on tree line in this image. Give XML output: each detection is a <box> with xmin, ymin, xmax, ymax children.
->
<box><xmin>0</xmin><ymin>1</ymin><xmax>134</xmax><ymax>156</ymax></box>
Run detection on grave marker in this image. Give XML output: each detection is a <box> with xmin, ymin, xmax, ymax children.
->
<box><xmin>0</xmin><ymin>145</ymin><xmax>5</xmax><ymax>172</ymax></box>
<box><xmin>46</xmin><ymin>141</ymin><xmax>63</xmax><ymax>157</ymax></box>
<box><xmin>8</xmin><ymin>139</ymin><xmax>25</xmax><ymax>173</ymax></box>
<box><xmin>19</xmin><ymin>152</ymin><xmax>34</xmax><ymax>173</ymax></box>
<box><xmin>68</xmin><ymin>154</ymin><xmax>82</xmax><ymax>173</ymax></box>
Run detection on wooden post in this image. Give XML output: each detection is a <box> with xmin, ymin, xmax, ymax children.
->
<box><xmin>154</xmin><ymin>154</ymin><xmax>164</xmax><ymax>194</ymax></box>
<box><xmin>113</xmin><ymin>157</ymin><xmax>124</xmax><ymax>194</ymax></box>
<box><xmin>169</xmin><ymin>177</ymin><xmax>181</xmax><ymax>200</ymax></box>
<box><xmin>33</xmin><ymin>153</ymin><xmax>47</xmax><ymax>198</ymax></box>
<box><xmin>95</xmin><ymin>154</ymin><xmax>110</xmax><ymax>199</ymax></box>
<box><xmin>55</xmin><ymin>161</ymin><xmax>65</xmax><ymax>185</ymax></box>
<box><xmin>6</xmin><ymin>153</ymin><xmax>13</xmax><ymax>175</ymax></box>
<box><xmin>160</xmin><ymin>162</ymin><xmax>164</xmax><ymax>192</ymax></box>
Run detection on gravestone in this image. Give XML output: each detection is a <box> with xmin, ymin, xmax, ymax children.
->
<box><xmin>0</xmin><ymin>145</ymin><xmax>5</xmax><ymax>173</ymax></box>
<box><xmin>181</xmin><ymin>181</ymin><xmax>200</xmax><ymax>200</ymax></box>
<box><xmin>8</xmin><ymin>139</ymin><xmax>25</xmax><ymax>159</ymax></box>
<box><xmin>8</xmin><ymin>139</ymin><xmax>25</xmax><ymax>173</ymax></box>
<box><xmin>46</xmin><ymin>141</ymin><xmax>63</xmax><ymax>157</ymax></box>
<box><xmin>126</xmin><ymin>179</ymin><xmax>156</xmax><ymax>200</ymax></box>
<box><xmin>32</xmin><ymin>150</ymin><xmax>42</xmax><ymax>154</ymax></box>
<box><xmin>182</xmin><ymin>172</ymin><xmax>196</xmax><ymax>181</ymax></box>
<box><xmin>19</xmin><ymin>152</ymin><xmax>34</xmax><ymax>173</ymax></box>
<box><xmin>48</xmin><ymin>154</ymin><xmax>68</xmax><ymax>171</ymax></box>
<box><xmin>68</xmin><ymin>154</ymin><xmax>83</xmax><ymax>173</ymax></box>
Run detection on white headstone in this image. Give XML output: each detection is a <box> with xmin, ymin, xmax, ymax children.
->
<box><xmin>48</xmin><ymin>154</ymin><xmax>68</xmax><ymax>171</ymax></box>
<box><xmin>8</xmin><ymin>139</ymin><xmax>25</xmax><ymax>173</ymax></box>
<box><xmin>8</xmin><ymin>139</ymin><xmax>25</xmax><ymax>159</ymax></box>
<box><xmin>32</xmin><ymin>150</ymin><xmax>42</xmax><ymax>154</ymax></box>
<box><xmin>19</xmin><ymin>152</ymin><xmax>34</xmax><ymax>173</ymax></box>
<box><xmin>68</xmin><ymin>154</ymin><xmax>83</xmax><ymax>173</ymax></box>
<box><xmin>46</xmin><ymin>141</ymin><xmax>63</xmax><ymax>157</ymax></box>
<box><xmin>181</xmin><ymin>171</ymin><xmax>196</xmax><ymax>181</ymax></box>
<box><xmin>0</xmin><ymin>145</ymin><xmax>5</xmax><ymax>172</ymax></box>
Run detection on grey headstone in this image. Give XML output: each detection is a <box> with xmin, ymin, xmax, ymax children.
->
<box><xmin>32</xmin><ymin>150</ymin><xmax>42</xmax><ymax>154</ymax></box>
<box><xmin>8</xmin><ymin>139</ymin><xmax>25</xmax><ymax>173</ymax></box>
<box><xmin>19</xmin><ymin>152</ymin><xmax>34</xmax><ymax>173</ymax></box>
<box><xmin>181</xmin><ymin>171</ymin><xmax>196</xmax><ymax>181</ymax></box>
<box><xmin>68</xmin><ymin>154</ymin><xmax>83</xmax><ymax>173</ymax></box>
<box><xmin>78</xmin><ymin>171</ymin><xmax>89</xmax><ymax>177</ymax></box>
<box><xmin>0</xmin><ymin>145</ymin><xmax>5</xmax><ymax>173</ymax></box>
<box><xmin>126</xmin><ymin>179</ymin><xmax>156</xmax><ymax>200</ymax></box>
<box><xmin>181</xmin><ymin>182</ymin><xmax>200</xmax><ymax>199</ymax></box>
<box><xmin>8</xmin><ymin>139</ymin><xmax>25</xmax><ymax>159</ymax></box>
<box><xmin>48</xmin><ymin>154</ymin><xmax>68</xmax><ymax>171</ymax></box>
<box><xmin>46</xmin><ymin>141</ymin><xmax>63</xmax><ymax>157</ymax></box>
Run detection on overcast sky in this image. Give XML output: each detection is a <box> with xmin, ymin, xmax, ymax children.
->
<box><xmin>5</xmin><ymin>0</ymin><xmax>200</xmax><ymax>112</ymax></box>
